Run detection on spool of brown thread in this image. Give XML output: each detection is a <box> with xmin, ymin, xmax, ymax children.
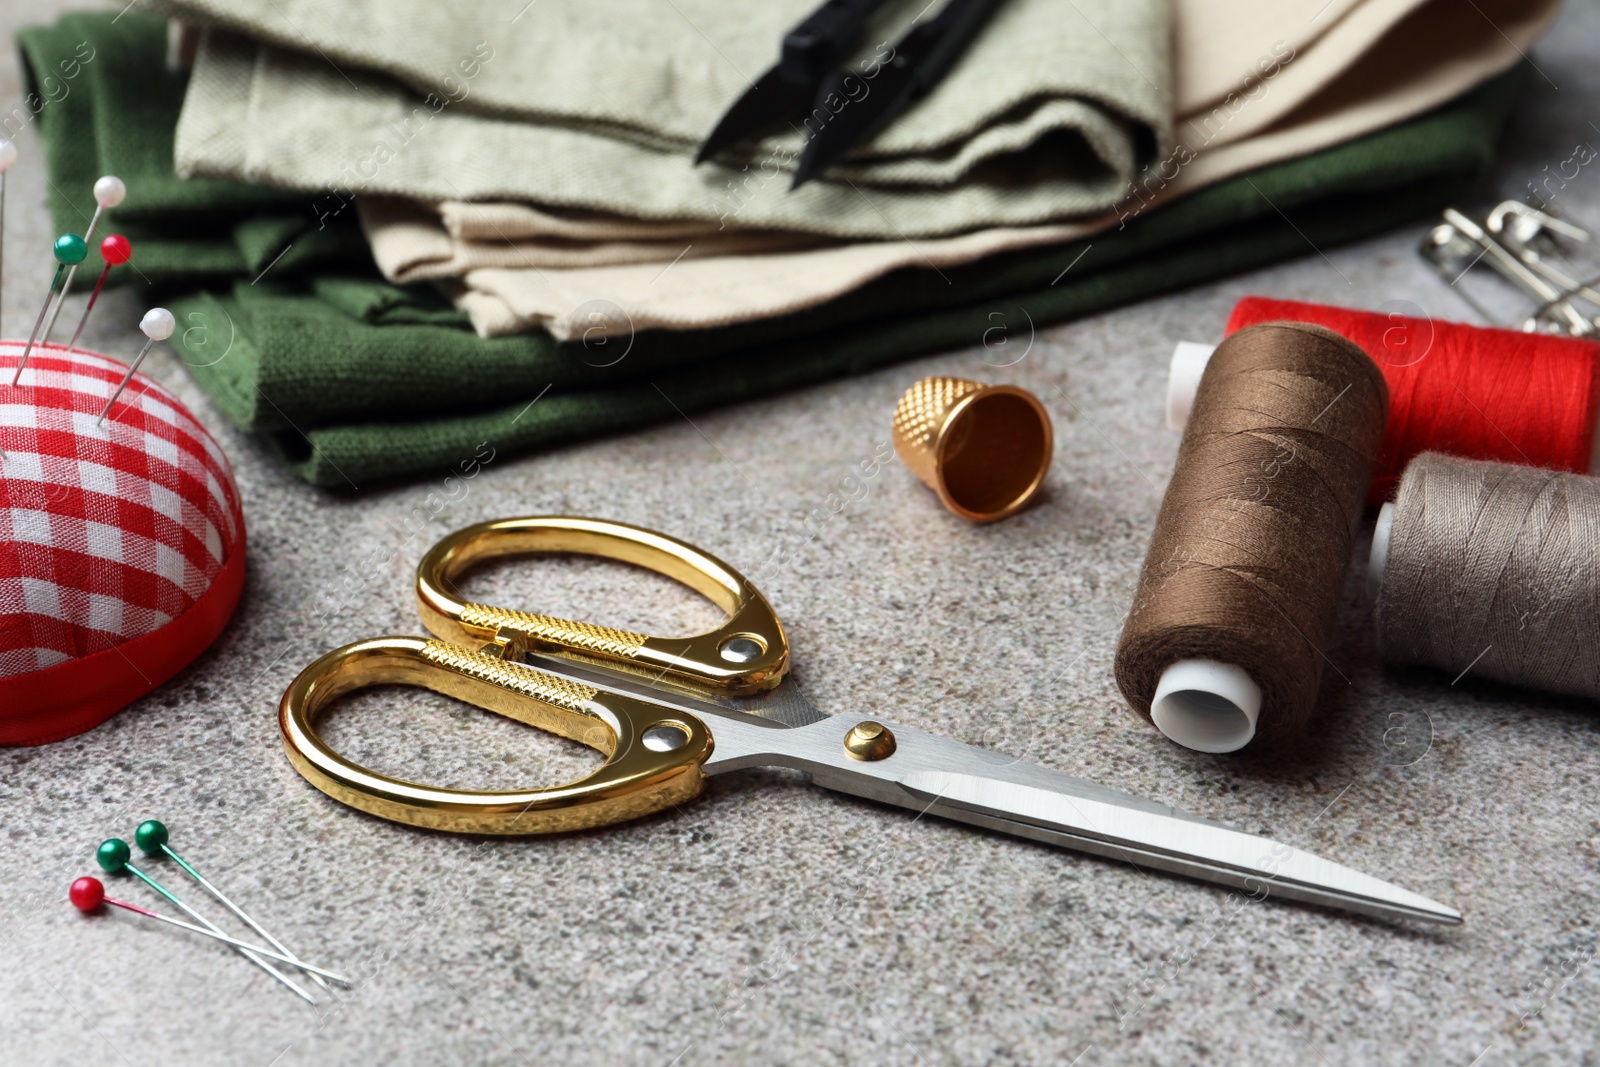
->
<box><xmin>1370</xmin><ymin>452</ymin><xmax>1600</xmax><ymax>699</ymax></box>
<box><xmin>1115</xmin><ymin>321</ymin><xmax>1389</xmax><ymax>752</ymax></box>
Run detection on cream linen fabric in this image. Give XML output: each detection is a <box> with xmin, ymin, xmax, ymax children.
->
<box><xmin>167</xmin><ymin>0</ymin><xmax>1171</xmax><ymax>238</ymax></box>
<box><xmin>353</xmin><ymin>0</ymin><xmax>1560</xmax><ymax>339</ymax></box>
<box><xmin>364</xmin><ymin>199</ymin><xmax>822</xmax><ymax>280</ymax></box>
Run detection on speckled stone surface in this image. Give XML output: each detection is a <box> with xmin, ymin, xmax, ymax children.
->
<box><xmin>5</xmin><ymin>3</ymin><xmax>1600</xmax><ymax>1064</ymax></box>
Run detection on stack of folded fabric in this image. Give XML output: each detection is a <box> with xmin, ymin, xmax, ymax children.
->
<box><xmin>18</xmin><ymin>1</ymin><xmax>1557</xmax><ymax>486</ymax></box>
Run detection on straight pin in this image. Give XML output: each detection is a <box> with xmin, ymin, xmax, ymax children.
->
<box><xmin>12</xmin><ymin>234</ymin><xmax>87</xmax><ymax>387</ymax></box>
<box><xmin>97</xmin><ymin>307</ymin><xmax>175</xmax><ymax>426</ymax></box>
<box><xmin>41</xmin><ymin>175</ymin><xmax>124</xmax><ymax>346</ymax></box>
<box><xmin>0</xmin><ymin>142</ymin><xmax>10</xmax><ymax>458</ymax></box>
<box><xmin>0</xmin><ymin>139</ymin><xmax>17</xmax><ymax>338</ymax></box>
<box><xmin>70</xmin><ymin>877</ymin><xmax>350</xmax><ymax>984</ymax></box>
<box><xmin>135</xmin><ymin>819</ymin><xmax>329</xmax><ymax>990</ymax></box>
<box><xmin>97</xmin><ymin>838</ymin><xmax>317</xmax><ymax>1005</ymax></box>
<box><xmin>65</xmin><ymin>235</ymin><xmax>132</xmax><ymax>353</ymax></box>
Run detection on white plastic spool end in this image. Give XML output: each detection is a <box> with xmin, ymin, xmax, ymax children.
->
<box><xmin>1367</xmin><ymin>501</ymin><xmax>1395</xmax><ymax>602</ymax></box>
<box><xmin>1151</xmin><ymin>659</ymin><xmax>1263</xmax><ymax>753</ymax></box>
<box><xmin>1166</xmin><ymin>342</ymin><xmax>1216</xmax><ymax>430</ymax></box>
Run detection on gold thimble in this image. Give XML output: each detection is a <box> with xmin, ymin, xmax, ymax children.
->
<box><xmin>891</xmin><ymin>377</ymin><xmax>1054</xmax><ymax>523</ymax></box>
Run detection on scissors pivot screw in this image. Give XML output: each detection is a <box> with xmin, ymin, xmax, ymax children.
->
<box><xmin>843</xmin><ymin>721</ymin><xmax>896</xmax><ymax>761</ymax></box>
<box><xmin>642</xmin><ymin>723</ymin><xmax>693</xmax><ymax>753</ymax></box>
<box><xmin>718</xmin><ymin>636</ymin><xmax>764</xmax><ymax>663</ymax></box>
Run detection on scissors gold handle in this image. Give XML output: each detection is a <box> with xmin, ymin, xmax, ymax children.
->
<box><xmin>415</xmin><ymin>516</ymin><xmax>788</xmax><ymax>694</ymax></box>
<box><xmin>282</xmin><ymin>516</ymin><xmax>788</xmax><ymax>833</ymax></box>
<box><xmin>280</xmin><ymin>636</ymin><xmax>715</xmax><ymax>834</ymax></box>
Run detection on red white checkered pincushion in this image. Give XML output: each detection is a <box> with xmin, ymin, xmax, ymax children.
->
<box><xmin>0</xmin><ymin>341</ymin><xmax>246</xmax><ymax>745</ymax></box>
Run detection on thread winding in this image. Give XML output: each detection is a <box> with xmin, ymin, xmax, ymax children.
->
<box><xmin>1227</xmin><ymin>297</ymin><xmax>1600</xmax><ymax>503</ymax></box>
<box><xmin>1116</xmin><ymin>321</ymin><xmax>1389</xmax><ymax>747</ymax></box>
<box><xmin>1376</xmin><ymin>452</ymin><xmax>1600</xmax><ymax>700</ymax></box>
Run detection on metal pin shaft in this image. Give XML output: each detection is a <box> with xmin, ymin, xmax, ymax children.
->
<box><xmin>0</xmin><ymin>170</ymin><xmax>7</xmax><ymax>339</ymax></box>
<box><xmin>65</xmin><ymin>264</ymin><xmax>112</xmax><ymax>354</ymax></box>
<box><xmin>13</xmin><ymin>263</ymin><xmax>65</xmax><ymax>387</ymax></box>
<box><xmin>96</xmin><ymin>336</ymin><xmax>156</xmax><ymax>426</ymax></box>
<box><xmin>102</xmin><ymin>896</ymin><xmax>349</xmax><ymax>984</ymax></box>
<box><xmin>159</xmin><ymin>843</ymin><xmax>330</xmax><ymax>990</ymax></box>
<box><xmin>124</xmin><ymin>861</ymin><xmax>317</xmax><ymax>1005</ymax></box>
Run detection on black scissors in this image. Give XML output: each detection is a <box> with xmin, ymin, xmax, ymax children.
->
<box><xmin>695</xmin><ymin>0</ymin><xmax>1006</xmax><ymax>189</ymax></box>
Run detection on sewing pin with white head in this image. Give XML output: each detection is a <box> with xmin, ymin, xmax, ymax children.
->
<box><xmin>97</xmin><ymin>307</ymin><xmax>175</xmax><ymax>426</ymax></box>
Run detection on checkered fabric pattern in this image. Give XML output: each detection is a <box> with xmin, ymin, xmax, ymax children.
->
<box><xmin>0</xmin><ymin>342</ymin><xmax>242</xmax><ymax>680</ymax></box>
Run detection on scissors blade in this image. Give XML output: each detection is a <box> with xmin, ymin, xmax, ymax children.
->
<box><xmin>519</xmin><ymin>649</ymin><xmax>829</xmax><ymax>727</ymax></box>
<box><xmin>511</xmin><ymin>653</ymin><xmax>1455</xmax><ymax>924</ymax></box>
<box><xmin>702</xmin><ymin>714</ymin><xmax>1461</xmax><ymax>926</ymax></box>
<box><xmin>696</xmin><ymin>0</ymin><xmax>891</xmax><ymax>164</ymax></box>
<box><xmin>894</xmin><ymin>771</ymin><xmax>1460</xmax><ymax>925</ymax></box>
<box><xmin>695</xmin><ymin>64</ymin><xmax>817</xmax><ymax>165</ymax></box>
<box><xmin>789</xmin><ymin>59</ymin><xmax>914</xmax><ymax>187</ymax></box>
<box><xmin>791</xmin><ymin>0</ymin><xmax>1006</xmax><ymax>188</ymax></box>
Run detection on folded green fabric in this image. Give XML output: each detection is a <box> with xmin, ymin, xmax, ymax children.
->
<box><xmin>20</xmin><ymin>13</ymin><xmax>1526</xmax><ymax>488</ymax></box>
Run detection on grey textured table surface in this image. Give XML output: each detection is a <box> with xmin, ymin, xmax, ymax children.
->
<box><xmin>5</xmin><ymin>2</ymin><xmax>1600</xmax><ymax>1065</ymax></box>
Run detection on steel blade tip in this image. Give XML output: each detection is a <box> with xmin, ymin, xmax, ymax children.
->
<box><xmin>692</xmin><ymin>135</ymin><xmax>725</xmax><ymax>166</ymax></box>
<box><xmin>1413</xmin><ymin>898</ymin><xmax>1463</xmax><ymax>926</ymax></box>
<box><xmin>790</xmin><ymin>150</ymin><xmax>822</xmax><ymax>190</ymax></box>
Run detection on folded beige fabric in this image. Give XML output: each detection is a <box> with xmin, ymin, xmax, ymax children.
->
<box><xmin>439</xmin><ymin>203</ymin><xmax>722</xmax><ymax>244</ymax></box>
<box><xmin>169</xmin><ymin>0</ymin><xmax>1170</xmax><ymax>238</ymax></box>
<box><xmin>354</xmin><ymin>0</ymin><xmax>1560</xmax><ymax>339</ymax></box>
<box><xmin>1172</xmin><ymin>0</ymin><xmax>1524</xmax><ymax>149</ymax></box>
<box><xmin>364</xmin><ymin>198</ymin><xmax>823</xmax><ymax>280</ymax></box>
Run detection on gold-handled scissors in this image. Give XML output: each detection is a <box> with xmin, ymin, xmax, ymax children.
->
<box><xmin>280</xmin><ymin>517</ymin><xmax>1461</xmax><ymax>925</ymax></box>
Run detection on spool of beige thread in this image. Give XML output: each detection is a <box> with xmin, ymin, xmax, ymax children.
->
<box><xmin>891</xmin><ymin>377</ymin><xmax>1053</xmax><ymax>523</ymax></box>
<box><xmin>1370</xmin><ymin>451</ymin><xmax>1600</xmax><ymax>699</ymax></box>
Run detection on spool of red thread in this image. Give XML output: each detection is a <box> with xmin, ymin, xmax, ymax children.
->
<box><xmin>1166</xmin><ymin>297</ymin><xmax>1600</xmax><ymax>503</ymax></box>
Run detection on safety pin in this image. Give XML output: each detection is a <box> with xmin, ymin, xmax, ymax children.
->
<box><xmin>1486</xmin><ymin>201</ymin><xmax>1600</xmax><ymax>333</ymax></box>
<box><xmin>1422</xmin><ymin>208</ymin><xmax>1594</xmax><ymax>336</ymax></box>
<box><xmin>1420</xmin><ymin>222</ymin><xmax>1509</xmax><ymax>328</ymax></box>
